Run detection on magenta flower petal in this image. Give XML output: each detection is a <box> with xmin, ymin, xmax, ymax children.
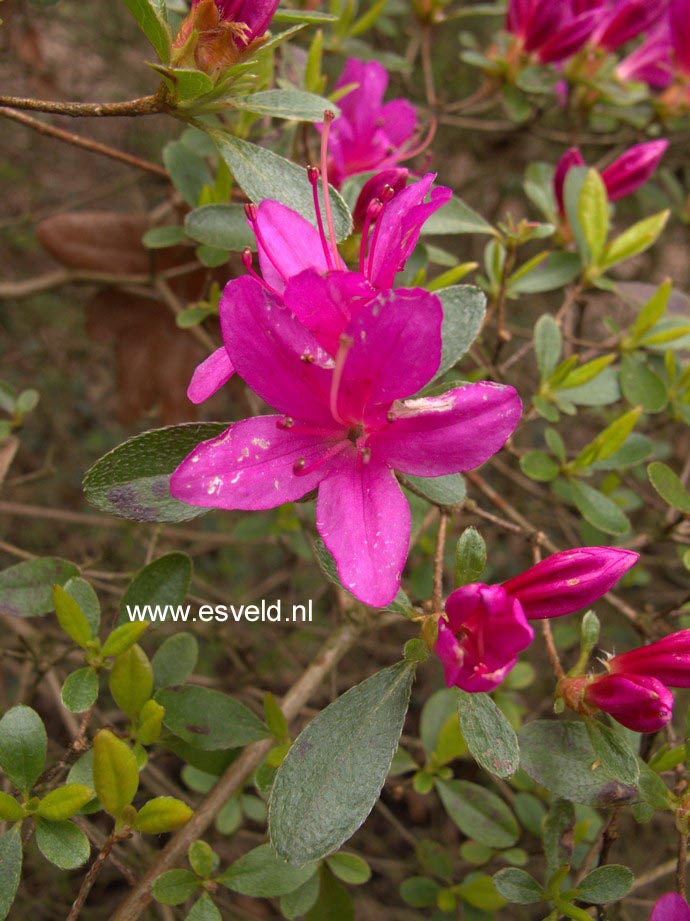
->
<box><xmin>617</xmin><ymin>24</ymin><xmax>674</xmax><ymax>88</ymax></box>
<box><xmin>502</xmin><ymin>547</ymin><xmax>638</xmax><ymax>619</ymax></box>
<box><xmin>554</xmin><ymin>146</ymin><xmax>585</xmax><ymax>215</ymax></box>
<box><xmin>335</xmin><ymin>58</ymin><xmax>389</xmax><ymax>131</ymax></box>
<box><xmin>251</xmin><ymin>200</ymin><xmax>334</xmax><ymax>293</ymax></box>
<box><xmin>650</xmin><ymin>893</ymin><xmax>690</xmax><ymax>921</ymax></box>
<box><xmin>601</xmin><ymin>139</ymin><xmax>669</xmax><ymax>201</ymax></box>
<box><xmin>187</xmin><ymin>347</ymin><xmax>235</xmax><ymax>404</ymax></box>
<box><xmin>522</xmin><ymin>0</ymin><xmax>569</xmax><ymax>52</ymax></box>
<box><xmin>368</xmin><ymin>174</ymin><xmax>453</xmax><ymax>289</ymax></box>
<box><xmin>584</xmin><ymin>673</ymin><xmax>674</xmax><ymax>732</ymax></box>
<box><xmin>220</xmin><ymin>277</ymin><xmax>334</xmax><ymax>425</ymax></box>
<box><xmin>283</xmin><ymin>270</ymin><xmax>375</xmax><ymax>356</ymax></box>
<box><xmin>538</xmin><ymin>10</ymin><xmax>598</xmax><ymax>63</ymax></box>
<box><xmin>379</xmin><ymin>99</ymin><xmax>418</xmax><ymax>147</ymax></box>
<box><xmin>608</xmin><ymin>630</ymin><xmax>690</xmax><ymax>687</ymax></box>
<box><xmin>336</xmin><ymin>288</ymin><xmax>443</xmax><ymax>421</ymax></box>
<box><xmin>592</xmin><ymin>0</ymin><xmax>668</xmax><ymax>51</ymax></box>
<box><xmin>352</xmin><ymin>169</ymin><xmax>409</xmax><ymax>231</ymax></box>
<box><xmin>671</xmin><ymin>0</ymin><xmax>690</xmax><ymax>74</ymax></box>
<box><xmin>371</xmin><ymin>382</ymin><xmax>522</xmax><ymax>477</ymax></box>
<box><xmin>437</xmin><ymin>584</ymin><xmax>534</xmax><ymax>692</ymax></box>
<box><xmin>170</xmin><ymin>416</ymin><xmax>339</xmax><ymax>510</ymax></box>
<box><xmin>316</xmin><ymin>456</ymin><xmax>411</xmax><ymax>607</ymax></box>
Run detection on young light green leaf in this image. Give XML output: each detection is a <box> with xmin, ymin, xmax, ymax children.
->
<box><xmin>326</xmin><ymin>852</ymin><xmax>372</xmax><ymax>885</ymax></box>
<box><xmin>0</xmin><ymin>791</ymin><xmax>25</xmax><ymax>822</ymax></box>
<box><xmin>53</xmin><ymin>584</ymin><xmax>93</xmax><ymax>648</ymax></box>
<box><xmin>133</xmin><ymin>796</ymin><xmax>193</xmax><ymax>833</ymax></box>
<box><xmin>572</xmin><ymin>407</ymin><xmax>642</xmax><ymax>469</ymax></box>
<box><xmin>101</xmin><ymin>621</ymin><xmax>149</xmax><ymax>657</ymax></box>
<box><xmin>422</xmin><ymin>195</ymin><xmax>495</xmax><ymax>236</ymax></box>
<box><xmin>455</xmin><ymin>527</ymin><xmax>487</xmax><ymax>587</ymax></box>
<box><xmin>648</xmin><ymin>461</ymin><xmax>690</xmax><ymax>513</ymax></box>
<box><xmin>37</xmin><ymin>784</ymin><xmax>94</xmax><ymax>821</ymax></box>
<box><xmin>577</xmin><ymin>169</ymin><xmax>609</xmax><ymax>265</ymax></box>
<box><xmin>0</xmin><ymin>705</ymin><xmax>47</xmax><ymax>794</ymax></box>
<box><xmin>35</xmin><ymin>820</ymin><xmax>90</xmax><ymax>869</ymax></box>
<box><xmin>109</xmin><ymin>645</ymin><xmax>154</xmax><ymax>718</ymax></box>
<box><xmin>600</xmin><ymin>210</ymin><xmax>670</xmax><ymax>270</ymax></box>
<box><xmin>93</xmin><ymin>730</ymin><xmax>140</xmax><ymax>818</ymax></box>
<box><xmin>630</xmin><ymin>279</ymin><xmax>672</xmax><ymax>340</ymax></box>
<box><xmin>457</xmin><ymin>691</ymin><xmax>520</xmax><ymax>778</ymax></box>
<box><xmin>122</xmin><ymin>0</ymin><xmax>171</xmax><ymax>62</ymax></box>
<box><xmin>62</xmin><ymin>667</ymin><xmax>99</xmax><ymax>714</ymax></box>
<box><xmin>619</xmin><ymin>355</ymin><xmax>667</xmax><ymax>413</ymax></box>
<box><xmin>189</xmin><ymin>840</ymin><xmax>219</xmax><ymax>879</ymax></box>
<box><xmin>63</xmin><ymin>577</ymin><xmax>100</xmax><ymax>635</ymax></box>
<box><xmin>520</xmin><ymin>451</ymin><xmax>560</xmax><ymax>482</ymax></box>
<box><xmin>269</xmin><ymin>662</ymin><xmax>414</xmax><ymax>864</ymax></box>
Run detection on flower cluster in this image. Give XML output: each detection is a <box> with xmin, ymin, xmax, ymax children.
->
<box><xmin>617</xmin><ymin>0</ymin><xmax>690</xmax><ymax>98</ymax></box>
<box><xmin>173</xmin><ymin>147</ymin><xmax>521</xmax><ymax>606</ymax></box>
<box><xmin>435</xmin><ymin>547</ymin><xmax>638</xmax><ymax>691</ymax></box>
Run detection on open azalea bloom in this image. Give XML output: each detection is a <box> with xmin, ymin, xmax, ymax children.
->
<box><xmin>187</xmin><ymin>170</ymin><xmax>451</xmax><ymax>404</ymax></box>
<box><xmin>436</xmin><ymin>547</ymin><xmax>638</xmax><ymax>692</ymax></box>
<box><xmin>171</xmin><ymin>277</ymin><xmax>521</xmax><ymax>607</ymax></box>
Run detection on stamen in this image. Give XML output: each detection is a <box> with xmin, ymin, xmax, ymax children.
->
<box><xmin>366</xmin><ymin>184</ymin><xmax>396</xmax><ymax>279</ymax></box>
<box><xmin>244</xmin><ymin>203</ymin><xmax>289</xmax><ymax>285</ymax></box>
<box><xmin>293</xmin><ymin>440</ymin><xmax>348</xmax><ymax>476</ymax></box>
<box><xmin>359</xmin><ymin>198</ymin><xmax>382</xmax><ymax>275</ymax></box>
<box><xmin>307</xmin><ymin>165</ymin><xmax>334</xmax><ymax>271</ymax></box>
<box><xmin>329</xmin><ymin>333</ymin><xmax>353</xmax><ymax>426</ymax></box>
<box><xmin>358</xmin><ymin>444</ymin><xmax>372</xmax><ymax>467</ymax></box>
<box><xmin>277</xmin><ymin>417</ymin><xmax>340</xmax><ymax>438</ymax></box>
<box><xmin>320</xmin><ymin>110</ymin><xmax>342</xmax><ymax>269</ymax></box>
<box><xmin>399</xmin><ymin>116</ymin><xmax>438</xmax><ymax>162</ymax></box>
<box><xmin>241</xmin><ymin>248</ymin><xmax>281</xmax><ymax>296</ymax></box>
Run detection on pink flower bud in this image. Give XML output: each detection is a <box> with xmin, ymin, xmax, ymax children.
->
<box><xmin>592</xmin><ymin>0</ymin><xmax>668</xmax><ymax>52</ymax></box>
<box><xmin>609</xmin><ymin>629</ymin><xmax>690</xmax><ymax>687</ymax></box>
<box><xmin>553</xmin><ymin>146</ymin><xmax>586</xmax><ymax>215</ymax></box>
<box><xmin>538</xmin><ymin>10</ymin><xmax>599</xmax><ymax>64</ymax></box>
<box><xmin>584</xmin><ymin>673</ymin><xmax>674</xmax><ymax>733</ymax></box>
<box><xmin>352</xmin><ymin>169</ymin><xmax>409</xmax><ymax>231</ymax></box>
<box><xmin>501</xmin><ymin>547</ymin><xmax>638</xmax><ymax>619</ymax></box>
<box><xmin>670</xmin><ymin>0</ymin><xmax>690</xmax><ymax>75</ymax></box>
<box><xmin>601</xmin><ymin>139</ymin><xmax>669</xmax><ymax>202</ymax></box>
<box><xmin>650</xmin><ymin>893</ymin><xmax>690</xmax><ymax>921</ymax></box>
<box><xmin>435</xmin><ymin>584</ymin><xmax>534</xmax><ymax>692</ymax></box>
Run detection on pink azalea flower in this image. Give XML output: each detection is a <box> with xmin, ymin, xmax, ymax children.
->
<box><xmin>187</xmin><ymin>170</ymin><xmax>451</xmax><ymax>404</ymax></box>
<box><xmin>553</xmin><ymin>140</ymin><xmax>668</xmax><ymax>214</ymax></box>
<box><xmin>173</xmin><ymin>0</ymin><xmax>279</xmax><ymax>73</ymax></box>
<box><xmin>506</xmin><ymin>0</ymin><xmax>598</xmax><ymax>64</ymax></box>
<box><xmin>171</xmin><ymin>279</ymin><xmax>521</xmax><ymax>607</ymax></box>
<box><xmin>352</xmin><ymin>168</ymin><xmax>409</xmax><ymax>231</ymax></box>
<box><xmin>583</xmin><ymin>672</ymin><xmax>674</xmax><ymax>732</ymax></box>
<box><xmin>608</xmin><ymin>629</ymin><xmax>690</xmax><ymax>687</ymax></box>
<box><xmin>321</xmin><ymin>59</ymin><xmax>421</xmax><ymax>187</ymax></box>
<box><xmin>650</xmin><ymin>893</ymin><xmax>690</xmax><ymax>921</ymax></box>
<box><xmin>617</xmin><ymin>22</ymin><xmax>674</xmax><ymax>88</ymax></box>
<box><xmin>670</xmin><ymin>0</ymin><xmax>690</xmax><ymax>74</ymax></box>
<box><xmin>591</xmin><ymin>0</ymin><xmax>668</xmax><ymax>52</ymax></box>
<box><xmin>436</xmin><ymin>547</ymin><xmax>638</xmax><ymax>692</ymax></box>
<box><xmin>196</xmin><ymin>0</ymin><xmax>279</xmax><ymax>46</ymax></box>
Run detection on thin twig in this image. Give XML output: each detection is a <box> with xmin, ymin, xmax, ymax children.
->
<box><xmin>67</xmin><ymin>831</ymin><xmax>130</xmax><ymax>921</ymax></box>
<box><xmin>0</xmin><ymin>94</ymin><xmax>167</xmax><ymax>118</ymax></box>
<box><xmin>432</xmin><ymin>513</ymin><xmax>448</xmax><ymax>612</ymax></box>
<box><xmin>0</xmin><ymin>108</ymin><xmax>168</xmax><ymax>178</ymax></box>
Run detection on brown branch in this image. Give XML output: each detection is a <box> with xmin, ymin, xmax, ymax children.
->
<box><xmin>0</xmin><ymin>94</ymin><xmax>167</xmax><ymax>118</ymax></box>
<box><xmin>0</xmin><ymin>108</ymin><xmax>168</xmax><ymax>179</ymax></box>
<box><xmin>111</xmin><ymin>618</ymin><xmax>375</xmax><ymax>920</ymax></box>
<box><xmin>432</xmin><ymin>512</ymin><xmax>448</xmax><ymax>612</ymax></box>
<box><xmin>679</xmin><ymin>833</ymin><xmax>688</xmax><ymax>900</ymax></box>
<box><xmin>67</xmin><ymin>831</ymin><xmax>131</xmax><ymax>921</ymax></box>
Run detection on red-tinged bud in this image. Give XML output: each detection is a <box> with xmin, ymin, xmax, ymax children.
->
<box><xmin>244</xmin><ymin>203</ymin><xmax>258</xmax><ymax>221</ymax></box>
<box><xmin>650</xmin><ymin>893</ymin><xmax>690</xmax><ymax>921</ymax></box>
<box><xmin>501</xmin><ymin>547</ymin><xmax>638</xmax><ymax>620</ymax></box>
<box><xmin>601</xmin><ymin>140</ymin><xmax>669</xmax><ymax>202</ymax></box>
<box><xmin>352</xmin><ymin>169</ymin><xmax>408</xmax><ymax>231</ymax></box>
<box><xmin>583</xmin><ymin>672</ymin><xmax>674</xmax><ymax>732</ymax></box>
<box><xmin>592</xmin><ymin>0</ymin><xmax>667</xmax><ymax>52</ymax></box>
<box><xmin>609</xmin><ymin>629</ymin><xmax>690</xmax><ymax>687</ymax></box>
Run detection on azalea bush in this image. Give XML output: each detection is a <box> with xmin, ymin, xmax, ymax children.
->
<box><xmin>2</xmin><ymin>0</ymin><xmax>690</xmax><ymax>918</ymax></box>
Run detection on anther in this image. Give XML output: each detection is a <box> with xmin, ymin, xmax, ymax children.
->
<box><xmin>301</xmin><ymin>353</ymin><xmax>316</xmax><ymax>363</ymax></box>
<box><xmin>244</xmin><ymin>203</ymin><xmax>258</xmax><ymax>221</ymax></box>
<box><xmin>293</xmin><ymin>458</ymin><xmax>306</xmax><ymax>473</ymax></box>
<box><xmin>277</xmin><ymin>416</ymin><xmax>294</xmax><ymax>429</ymax></box>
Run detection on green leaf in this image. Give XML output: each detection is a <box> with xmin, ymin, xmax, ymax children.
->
<box><xmin>570</xmin><ymin>480</ymin><xmax>630</xmax><ymax>535</ymax></box>
<box><xmin>269</xmin><ymin>661</ymin><xmax>414</xmax><ymax>864</ymax></box>
<box><xmin>648</xmin><ymin>461</ymin><xmax>690</xmax><ymax>513</ymax></box>
<box><xmin>519</xmin><ymin>720</ymin><xmax>638</xmax><ymax>806</ymax></box>
<box><xmin>110</xmin><ymin>645</ymin><xmax>154</xmax><ymax>718</ymax></box>
<box><xmin>400</xmin><ymin>876</ymin><xmax>441</xmax><ymax>908</ymax></box>
<box><xmin>142</xmin><ymin>225</ymin><xmax>186</xmax><ymax>249</ymax></box>
<box><xmin>520</xmin><ymin>451</ymin><xmax>559</xmax><ymax>482</ymax></box>
<box><xmin>577</xmin><ymin>169</ymin><xmax>609</xmax><ymax>265</ymax></box>
<box><xmin>576</xmin><ymin>864</ymin><xmax>634</xmax><ymax>904</ymax></box>
<box><xmin>0</xmin><ymin>791</ymin><xmax>24</xmax><ymax>822</ymax></box>
<box><xmin>619</xmin><ymin>355</ymin><xmax>666</xmax><ymax>413</ymax></box>
<box><xmin>534</xmin><ymin>315</ymin><xmax>562</xmax><ymax>379</ymax></box>
<box><xmin>563</xmin><ymin>166</ymin><xmax>589</xmax><ymax>260</ymax></box>
<box><xmin>542</xmin><ymin>798</ymin><xmax>575</xmax><ymax>869</ymax></box>
<box><xmin>37</xmin><ymin>784</ymin><xmax>93</xmax><ymax>821</ymax></box>
<box><xmin>305</xmin><ymin>868</ymin><xmax>354</xmax><ymax>920</ymax></box>
<box><xmin>63</xmin><ymin>577</ymin><xmax>100</xmax><ymax>635</ymax></box>
<box><xmin>455</xmin><ymin>871</ymin><xmax>506</xmax><ymax>911</ymax></box>
<box><xmin>163</xmin><ymin>140</ymin><xmax>213</xmax><ymax>206</ymax></box>
<box><xmin>280</xmin><ymin>873</ymin><xmax>321</xmax><ymax>919</ymax></box>
<box><xmin>630</xmin><ymin>279</ymin><xmax>672</xmax><ymax>340</ymax></box>
<box><xmin>101</xmin><ymin>621</ymin><xmax>149</xmax><ymax>657</ymax></box>
<box><xmin>152</xmin><ymin>869</ymin><xmax>200</xmax><ymax>905</ymax></box>
<box><xmin>189</xmin><ymin>840</ymin><xmax>218</xmax><ymax>878</ymax></box>
<box><xmin>0</xmin><ymin>558</ymin><xmax>79</xmax><ymax>618</ymax></box>
<box><xmin>558</xmin><ymin>355</ymin><xmax>615</xmax><ymax>391</ymax></box>
<box><xmin>572</xmin><ymin>407</ymin><xmax>642</xmax><ymax>469</ymax></box>
<box><xmin>422</xmin><ymin>195</ymin><xmax>495</xmax><ymax>236</ymax></box>
<box><xmin>53</xmin><ymin>584</ymin><xmax>93</xmax><ymax>648</ymax></box>
<box><xmin>136</xmin><ymin>698</ymin><xmax>166</xmax><ymax>746</ymax></box>
<box><xmin>186</xmin><ymin>893</ymin><xmax>222</xmax><ymax>921</ymax></box>
<box><xmin>184</xmin><ymin>204</ymin><xmax>255</xmax><ymax>251</ymax></box>
<box><xmin>326</xmin><ymin>852</ymin><xmax>372</xmax><ymax>885</ymax></box>
<box><xmin>134</xmin><ymin>796</ymin><xmax>193</xmax><ymax>833</ymax></box>
<box><xmin>454</xmin><ymin>527</ymin><xmax>486</xmax><ymax>588</ymax></box>
<box><xmin>0</xmin><ymin>828</ymin><xmax>22</xmax><ymax>921</ymax></box>
<box><xmin>152</xmin><ymin>633</ymin><xmax>199</xmax><ymax>689</ymax></box>
<box><xmin>435</xmin><ymin>285</ymin><xmax>487</xmax><ymax>376</ymax></box>
<box><xmin>83</xmin><ymin>423</ymin><xmax>226</xmax><ymax>522</ymax></box>
<box><xmin>600</xmin><ymin>210</ymin><xmax>670</xmax><ymax>270</ymax></box>
<box><xmin>212</xmin><ymin>132</ymin><xmax>351</xmax><ymax>241</ymax></box>
<box><xmin>273</xmin><ymin>8</ymin><xmax>338</xmax><ymax>20</ymax></box>
<box><xmin>218</xmin><ymin>843</ymin><xmax>318</xmax><ymax>895</ymax></box>
<box><xmin>62</xmin><ymin>667</ymin><xmax>99</xmax><ymax>714</ymax></box>
<box><xmin>0</xmin><ymin>706</ymin><xmax>47</xmax><ymax>793</ymax></box>
<box><xmin>436</xmin><ymin>779</ymin><xmax>519</xmax><ymax>848</ymax></box>
<box><xmin>157</xmin><ymin>685</ymin><xmax>269</xmax><ymax>749</ymax></box>
<box><xmin>35</xmin><ymin>820</ymin><xmax>90</xmax><ymax>869</ymax></box>
<box><xmin>510</xmin><ymin>252</ymin><xmax>581</xmax><ymax>294</ymax></box>
<box><xmin>457</xmin><ymin>692</ymin><xmax>519</xmax><ymax>778</ymax></box>
<box><xmin>493</xmin><ymin>868</ymin><xmax>543</xmax><ymax>904</ymax></box>
<box><xmin>123</xmin><ymin>0</ymin><xmax>171</xmax><ymax>62</ymax></box>
<box><xmin>231</xmin><ymin>89</ymin><xmax>339</xmax><ymax>122</ymax></box>
<box><xmin>119</xmin><ymin>552</ymin><xmax>192</xmax><ymax>624</ymax></box>
<box><xmin>405</xmin><ymin>473</ymin><xmax>465</xmax><ymax>506</ymax></box>
<box><xmin>586</xmin><ymin>720</ymin><xmax>639</xmax><ymax>786</ymax></box>
<box><xmin>93</xmin><ymin>730</ymin><xmax>139</xmax><ymax>817</ymax></box>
